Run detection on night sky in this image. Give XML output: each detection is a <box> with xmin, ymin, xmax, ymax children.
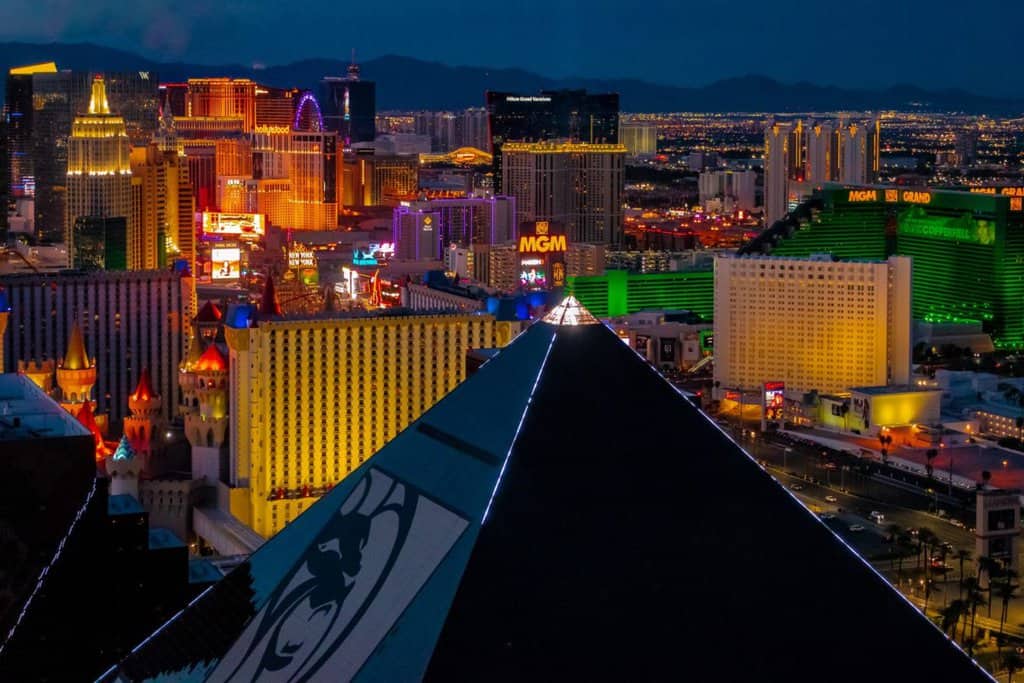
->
<box><xmin>0</xmin><ymin>0</ymin><xmax>1020</xmax><ymax>96</ymax></box>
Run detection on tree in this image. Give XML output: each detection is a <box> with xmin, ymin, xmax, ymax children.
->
<box><xmin>941</xmin><ymin>599</ymin><xmax>969</xmax><ymax>637</ymax></box>
<box><xmin>917</xmin><ymin>527</ymin><xmax>936</xmax><ymax>571</ymax></box>
<box><xmin>955</xmin><ymin>549</ymin><xmax>972</xmax><ymax>601</ymax></box>
<box><xmin>895</xmin><ymin>532</ymin><xmax>914</xmax><ymax>582</ymax></box>
<box><xmin>926</xmin><ymin>448</ymin><xmax>939</xmax><ymax>478</ymax></box>
<box><xmin>963</xmin><ymin>578</ymin><xmax>987</xmax><ymax>638</ymax></box>
<box><xmin>1006</xmin><ymin>651</ymin><xmax>1024</xmax><ymax>683</ymax></box>
<box><xmin>923</xmin><ymin>576</ymin><xmax>938</xmax><ymax>614</ymax></box>
<box><xmin>995</xmin><ymin>579</ymin><xmax>1019</xmax><ymax>653</ymax></box>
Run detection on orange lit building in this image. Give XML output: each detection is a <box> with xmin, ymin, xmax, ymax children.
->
<box><xmin>186</xmin><ymin>78</ymin><xmax>257</xmax><ymax>132</ymax></box>
<box><xmin>66</xmin><ymin>76</ymin><xmax>133</xmax><ymax>266</ymax></box>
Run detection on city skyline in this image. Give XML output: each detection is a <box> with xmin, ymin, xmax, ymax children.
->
<box><xmin>0</xmin><ymin>0</ymin><xmax>1020</xmax><ymax>97</ymax></box>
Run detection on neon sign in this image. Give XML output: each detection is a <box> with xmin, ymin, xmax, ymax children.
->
<box><xmin>847</xmin><ymin>189</ymin><xmax>878</xmax><ymax>202</ymax></box>
<box><xmin>518</xmin><ymin>234</ymin><xmax>567</xmax><ymax>254</ymax></box>
<box><xmin>898</xmin><ymin>206</ymin><xmax>995</xmax><ymax>245</ymax></box>
<box><xmin>288</xmin><ymin>250</ymin><xmax>315</xmax><ymax>268</ymax></box>
<box><xmin>763</xmin><ymin>382</ymin><xmax>785</xmax><ymax>421</ymax></box>
<box><xmin>901</xmin><ymin>190</ymin><xmax>932</xmax><ymax>204</ymax></box>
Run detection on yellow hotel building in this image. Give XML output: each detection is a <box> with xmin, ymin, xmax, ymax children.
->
<box><xmin>224</xmin><ymin>302</ymin><xmax>517</xmax><ymax>537</ymax></box>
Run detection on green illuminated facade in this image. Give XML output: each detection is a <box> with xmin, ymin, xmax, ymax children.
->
<box><xmin>567</xmin><ymin>269</ymin><xmax>714</xmax><ymax>319</ymax></box>
<box><xmin>767</xmin><ymin>187</ymin><xmax>1024</xmax><ymax>348</ymax></box>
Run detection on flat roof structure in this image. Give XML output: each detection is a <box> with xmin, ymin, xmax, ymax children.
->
<box><xmin>100</xmin><ymin>299</ymin><xmax>992</xmax><ymax>682</ymax></box>
<box><xmin>0</xmin><ymin>373</ymin><xmax>90</xmax><ymax>441</ymax></box>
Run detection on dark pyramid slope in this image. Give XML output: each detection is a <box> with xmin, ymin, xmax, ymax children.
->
<box><xmin>99</xmin><ymin>302</ymin><xmax>990</xmax><ymax>682</ymax></box>
<box><xmin>425</xmin><ymin>322</ymin><xmax>991</xmax><ymax>682</ymax></box>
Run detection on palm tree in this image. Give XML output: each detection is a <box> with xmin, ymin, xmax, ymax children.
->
<box><xmin>918</xmin><ymin>528</ymin><xmax>937</xmax><ymax>572</ymax></box>
<box><xmin>995</xmin><ymin>579</ymin><xmax>1019</xmax><ymax>654</ymax></box>
<box><xmin>923</xmin><ymin>576</ymin><xmax>938</xmax><ymax>614</ymax></box>
<box><xmin>895</xmin><ymin>532</ymin><xmax>913</xmax><ymax>583</ymax></box>
<box><xmin>885</xmin><ymin>523</ymin><xmax>902</xmax><ymax>570</ymax></box>
<box><xmin>1006</xmin><ymin>651</ymin><xmax>1024</xmax><ymax>683</ymax></box>
<box><xmin>978</xmin><ymin>555</ymin><xmax>1001</xmax><ymax>615</ymax></box>
<box><xmin>941</xmin><ymin>599</ymin><xmax>969</xmax><ymax>637</ymax></box>
<box><xmin>955</xmin><ymin>549</ymin><xmax>972</xmax><ymax>600</ymax></box>
<box><xmin>966</xmin><ymin>583</ymin><xmax>987</xmax><ymax>638</ymax></box>
<box><xmin>926</xmin><ymin>448</ymin><xmax>939</xmax><ymax>478</ymax></box>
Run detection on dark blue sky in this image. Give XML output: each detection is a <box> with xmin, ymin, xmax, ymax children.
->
<box><xmin>0</xmin><ymin>0</ymin><xmax>1021</xmax><ymax>96</ymax></box>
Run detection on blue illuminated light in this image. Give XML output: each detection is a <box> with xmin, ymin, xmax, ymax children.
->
<box><xmin>482</xmin><ymin>331</ymin><xmax>556</xmax><ymax>524</ymax></box>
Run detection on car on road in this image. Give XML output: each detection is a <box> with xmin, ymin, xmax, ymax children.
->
<box><xmin>908</xmin><ymin>528</ymin><xmax>920</xmax><ymax>537</ymax></box>
<box><xmin>825</xmin><ymin>495</ymin><xmax>838</xmax><ymax>503</ymax></box>
<box><xmin>819</xmin><ymin>512</ymin><xmax>836</xmax><ymax>520</ymax></box>
<box><xmin>869</xmin><ymin>511</ymin><xmax>885</xmax><ymax>524</ymax></box>
<box><xmin>791</xmin><ymin>483</ymin><xmax>804</xmax><ymax>491</ymax></box>
<box><xmin>849</xmin><ymin>524</ymin><xmax>865</xmax><ymax>532</ymax></box>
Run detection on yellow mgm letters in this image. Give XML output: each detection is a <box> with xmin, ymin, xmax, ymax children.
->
<box><xmin>518</xmin><ymin>234</ymin><xmax>567</xmax><ymax>253</ymax></box>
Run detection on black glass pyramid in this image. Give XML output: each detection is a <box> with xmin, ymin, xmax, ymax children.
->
<box><xmin>100</xmin><ymin>300</ymin><xmax>991</xmax><ymax>682</ymax></box>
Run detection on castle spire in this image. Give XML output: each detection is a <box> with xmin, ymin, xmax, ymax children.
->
<box><xmin>130</xmin><ymin>367</ymin><xmax>156</xmax><ymax>403</ymax></box>
<box><xmin>88</xmin><ymin>75</ymin><xmax>110</xmax><ymax>115</ymax></box>
<box><xmin>62</xmin><ymin>322</ymin><xmax>90</xmax><ymax>370</ymax></box>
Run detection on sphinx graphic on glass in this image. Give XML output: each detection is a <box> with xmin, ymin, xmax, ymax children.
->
<box><xmin>209</xmin><ymin>467</ymin><xmax>468</xmax><ymax>682</ymax></box>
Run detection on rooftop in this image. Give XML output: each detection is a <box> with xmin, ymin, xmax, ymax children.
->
<box><xmin>851</xmin><ymin>385</ymin><xmax>944</xmax><ymax>395</ymax></box>
<box><xmin>107</xmin><ymin>494</ymin><xmax>144</xmax><ymax>517</ymax></box>
<box><xmin>148</xmin><ymin>528</ymin><xmax>186</xmax><ymax>551</ymax></box>
<box><xmin>0</xmin><ymin>374</ymin><xmax>90</xmax><ymax>441</ymax></box>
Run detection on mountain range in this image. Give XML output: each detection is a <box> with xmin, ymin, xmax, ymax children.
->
<box><xmin>0</xmin><ymin>41</ymin><xmax>1022</xmax><ymax>114</ymax></box>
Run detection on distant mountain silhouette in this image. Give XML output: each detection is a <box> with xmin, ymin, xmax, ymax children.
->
<box><xmin>0</xmin><ymin>42</ymin><xmax>1022</xmax><ymax>114</ymax></box>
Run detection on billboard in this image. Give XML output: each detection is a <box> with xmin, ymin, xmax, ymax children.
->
<box><xmin>211</xmin><ymin>247</ymin><xmax>241</xmax><ymax>280</ymax></box>
<box><xmin>353</xmin><ymin>242</ymin><xmax>396</xmax><ymax>266</ymax></box>
<box><xmin>763</xmin><ymin>382</ymin><xmax>785</xmax><ymax>421</ymax></box>
<box><xmin>202</xmin><ymin>212</ymin><xmax>265</xmax><ymax>239</ymax></box>
<box><xmin>897</xmin><ymin>206</ymin><xmax>995</xmax><ymax>246</ymax></box>
<box><xmin>518</xmin><ymin>221</ymin><xmax>566</xmax><ymax>291</ymax></box>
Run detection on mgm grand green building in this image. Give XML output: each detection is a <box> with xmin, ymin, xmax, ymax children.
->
<box><xmin>742</xmin><ymin>186</ymin><xmax>1024</xmax><ymax>348</ymax></box>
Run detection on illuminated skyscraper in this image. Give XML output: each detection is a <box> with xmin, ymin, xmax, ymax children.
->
<box><xmin>486</xmin><ymin>89</ymin><xmax>619</xmax><ymax>189</ymax></box>
<box><xmin>341</xmin><ymin>152</ymin><xmax>419</xmax><ymax>207</ymax></box>
<box><xmin>320</xmin><ymin>54</ymin><xmax>376</xmax><ymax>145</ymax></box>
<box><xmin>27</xmin><ymin>69</ymin><xmax>158</xmax><ymax>242</ymax></box>
<box><xmin>286</xmin><ymin>129</ymin><xmax>338</xmax><ymax>229</ymax></box>
<box><xmin>698</xmin><ymin>169</ymin><xmax>756</xmax><ymax>212</ymax></box>
<box><xmin>501</xmin><ymin>141</ymin><xmax>626</xmax><ymax>244</ymax></box>
<box><xmin>255</xmin><ymin>85</ymin><xmax>300</xmax><ymax>128</ymax></box>
<box><xmin>65</xmin><ymin>76</ymin><xmax>132</xmax><ymax>265</ymax></box>
<box><xmin>222</xmin><ymin>292</ymin><xmax>518</xmax><ymax>537</ymax></box>
<box><xmin>804</xmin><ymin>120</ymin><xmax>837</xmax><ymax>183</ymax></box>
<box><xmin>186</xmin><ymin>78</ymin><xmax>257</xmax><ymax>132</ymax></box>
<box><xmin>713</xmin><ymin>254</ymin><xmax>912</xmax><ymax>396</ymax></box>
<box><xmin>129</xmin><ymin>141</ymin><xmax>194</xmax><ymax>269</ymax></box>
<box><xmin>763</xmin><ymin>120</ymin><xmax>804</xmax><ymax>225</ymax></box>
<box><xmin>392</xmin><ymin>195</ymin><xmax>517</xmax><ymax>260</ymax></box>
<box><xmin>0</xmin><ymin>289</ymin><xmax>8</xmax><ymax>372</ymax></box>
<box><xmin>836</xmin><ymin>116</ymin><xmax>880</xmax><ymax>185</ymax></box>
<box><xmin>618</xmin><ymin>120</ymin><xmax>658</xmax><ymax>157</ymax></box>
<box><xmin>5</xmin><ymin>63</ymin><xmax>56</xmax><ymax>201</ymax></box>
